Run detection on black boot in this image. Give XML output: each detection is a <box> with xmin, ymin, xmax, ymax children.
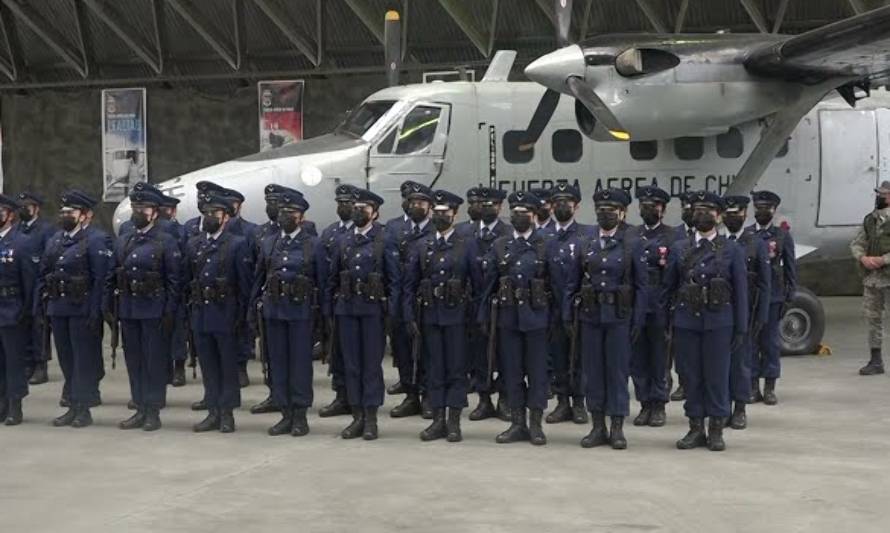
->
<box><xmin>763</xmin><ymin>378</ymin><xmax>778</xmax><ymax>406</ymax></box>
<box><xmin>172</xmin><ymin>360</ymin><xmax>186</xmax><ymax>387</ymax></box>
<box><xmin>581</xmin><ymin>411</ymin><xmax>609</xmax><ymax>448</ymax></box>
<box><xmin>29</xmin><ymin>362</ymin><xmax>48</xmax><ymax>385</ymax></box>
<box><xmin>341</xmin><ymin>407</ymin><xmax>365</xmax><ymax>439</ymax></box>
<box><xmin>420</xmin><ymin>408</ymin><xmax>447</xmax><ymax>441</ymax></box>
<box><xmin>749</xmin><ymin>378</ymin><xmax>763</xmax><ymax>403</ymax></box>
<box><xmin>362</xmin><ymin>407</ymin><xmax>379</xmax><ymax>440</ymax></box>
<box><xmin>495</xmin><ymin>408</ymin><xmax>530</xmax><ymax>444</ymax></box>
<box><xmin>729</xmin><ymin>402</ymin><xmax>747</xmax><ymax>430</ymax></box>
<box><xmin>390</xmin><ymin>393</ymin><xmax>421</xmax><ymax>418</ymax></box>
<box><xmin>707</xmin><ymin>417</ymin><xmax>726</xmax><ymax>451</ymax></box>
<box><xmin>291</xmin><ymin>407</ymin><xmax>309</xmax><ymax>437</ymax></box>
<box><xmin>193</xmin><ymin>409</ymin><xmax>220</xmax><ymax>432</ymax></box>
<box><xmin>676</xmin><ymin>417</ymin><xmax>707</xmax><ymax>449</ymax></box>
<box><xmin>860</xmin><ymin>348</ymin><xmax>885</xmax><ymax>375</ymax></box>
<box><xmin>421</xmin><ymin>395</ymin><xmax>434</xmax><ymax>420</ymax></box>
<box><xmin>59</xmin><ymin>396</ymin><xmax>70</xmax><ymax>408</ymax></box>
<box><xmin>610</xmin><ymin>416</ymin><xmax>627</xmax><ymax>450</ymax></box>
<box><xmin>4</xmin><ymin>399</ymin><xmax>22</xmax><ymax>426</ymax></box>
<box><xmin>446</xmin><ymin>408</ymin><xmax>463</xmax><ymax>442</ymax></box>
<box><xmin>127</xmin><ymin>400</ymin><xmax>137</xmax><ymax>411</ymax></box>
<box><xmin>648</xmin><ymin>402</ymin><xmax>667</xmax><ymax>427</ymax></box>
<box><xmin>386</xmin><ymin>380</ymin><xmax>406</xmax><ymax>395</ymax></box>
<box><xmin>529</xmin><ymin>408</ymin><xmax>547</xmax><ymax>446</ymax></box>
<box><xmin>119</xmin><ymin>410</ymin><xmax>146</xmax><ymax>430</ymax></box>
<box><xmin>319</xmin><ymin>390</ymin><xmax>350</xmax><ymax>417</ymax></box>
<box><xmin>219</xmin><ymin>409</ymin><xmax>236</xmax><ymax>433</ymax></box>
<box><xmin>191</xmin><ymin>399</ymin><xmax>208</xmax><ymax>411</ymax></box>
<box><xmin>670</xmin><ymin>384</ymin><xmax>686</xmax><ymax>401</ymax></box>
<box><xmin>496</xmin><ymin>394</ymin><xmax>511</xmax><ymax>422</ymax></box>
<box><xmin>238</xmin><ymin>365</ymin><xmax>250</xmax><ymax>388</ymax></box>
<box><xmin>53</xmin><ymin>407</ymin><xmax>77</xmax><ymax>427</ymax></box>
<box><xmin>571</xmin><ymin>397</ymin><xmax>588</xmax><ymax>424</ymax></box>
<box><xmin>71</xmin><ymin>406</ymin><xmax>93</xmax><ymax>428</ymax></box>
<box><xmin>268</xmin><ymin>407</ymin><xmax>293</xmax><ymax>436</ymax></box>
<box><xmin>545</xmin><ymin>395</ymin><xmax>572</xmax><ymax>424</ymax></box>
<box><xmin>250</xmin><ymin>394</ymin><xmax>280</xmax><ymax>414</ymax></box>
<box><xmin>633</xmin><ymin>402</ymin><xmax>652</xmax><ymax>426</ymax></box>
<box><xmin>468</xmin><ymin>393</ymin><xmax>497</xmax><ymax>421</ymax></box>
<box><xmin>143</xmin><ymin>408</ymin><xmax>162</xmax><ymax>432</ymax></box>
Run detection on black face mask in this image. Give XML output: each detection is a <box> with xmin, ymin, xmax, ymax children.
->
<box><xmin>723</xmin><ymin>214</ymin><xmax>745</xmax><ymax>234</ymax></box>
<box><xmin>467</xmin><ymin>203</ymin><xmax>483</xmax><ymax>222</ymax></box>
<box><xmin>202</xmin><ymin>215</ymin><xmax>222</xmax><ymax>234</ymax></box>
<box><xmin>352</xmin><ymin>208</ymin><xmax>371</xmax><ymax>228</ymax></box>
<box><xmin>536</xmin><ymin>207</ymin><xmax>550</xmax><ymax>222</ymax></box>
<box><xmin>640</xmin><ymin>205</ymin><xmax>661</xmax><ymax>227</ymax></box>
<box><xmin>754</xmin><ymin>208</ymin><xmax>773</xmax><ymax>226</ymax></box>
<box><xmin>554</xmin><ymin>204</ymin><xmax>573</xmax><ymax>223</ymax></box>
<box><xmin>510</xmin><ymin>213</ymin><xmax>533</xmax><ymax>233</ymax></box>
<box><xmin>481</xmin><ymin>206</ymin><xmax>498</xmax><ymax>225</ymax></box>
<box><xmin>277</xmin><ymin>213</ymin><xmax>300</xmax><ymax>234</ymax></box>
<box><xmin>431</xmin><ymin>213</ymin><xmax>452</xmax><ymax>233</ymax></box>
<box><xmin>877</xmin><ymin>197</ymin><xmax>888</xmax><ymax>210</ymax></box>
<box><xmin>131</xmin><ymin>211</ymin><xmax>151</xmax><ymax>230</ymax></box>
<box><xmin>409</xmin><ymin>206</ymin><xmax>428</xmax><ymax>224</ymax></box>
<box><xmin>18</xmin><ymin>208</ymin><xmax>33</xmax><ymax>223</ymax></box>
<box><xmin>336</xmin><ymin>203</ymin><xmax>353</xmax><ymax>222</ymax></box>
<box><xmin>693</xmin><ymin>211</ymin><xmax>717</xmax><ymax>233</ymax></box>
<box><xmin>681</xmin><ymin>208</ymin><xmax>694</xmax><ymax>227</ymax></box>
<box><xmin>597</xmin><ymin>211</ymin><xmax>619</xmax><ymax>231</ymax></box>
<box><xmin>265</xmin><ymin>204</ymin><xmax>280</xmax><ymax>222</ymax></box>
<box><xmin>59</xmin><ymin>215</ymin><xmax>78</xmax><ymax>232</ymax></box>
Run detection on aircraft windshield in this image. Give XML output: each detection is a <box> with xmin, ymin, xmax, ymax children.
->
<box><xmin>336</xmin><ymin>100</ymin><xmax>397</xmax><ymax>138</ymax></box>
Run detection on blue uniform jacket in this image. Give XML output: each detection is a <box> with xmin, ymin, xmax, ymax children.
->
<box><xmin>733</xmin><ymin>232</ymin><xmax>771</xmax><ymax>328</ymax></box>
<box><xmin>36</xmin><ymin>228</ymin><xmax>112</xmax><ymax>318</ymax></box>
<box><xmin>746</xmin><ymin>224</ymin><xmax>796</xmax><ymax>303</ymax></box>
<box><xmin>392</xmin><ymin>220</ymin><xmax>434</xmax><ymax>320</ymax></box>
<box><xmin>106</xmin><ymin>225</ymin><xmax>181</xmax><ymax>320</ymax></box>
<box><xmin>673</xmin><ymin>224</ymin><xmax>695</xmax><ymax>243</ymax></box>
<box><xmin>326</xmin><ymin>223</ymin><xmax>402</xmax><ymax>318</ymax></box>
<box><xmin>662</xmin><ymin>235</ymin><xmax>749</xmax><ymax>332</ymax></box>
<box><xmin>17</xmin><ymin>217</ymin><xmax>56</xmax><ymax>254</ymax></box>
<box><xmin>540</xmin><ymin>221</ymin><xmax>595</xmax><ymax>323</ymax></box>
<box><xmin>0</xmin><ymin>227</ymin><xmax>38</xmax><ymax>326</ymax></box>
<box><xmin>628</xmin><ymin>223</ymin><xmax>675</xmax><ymax>318</ymax></box>
<box><xmin>252</xmin><ymin>230</ymin><xmax>328</xmax><ymax>321</ymax></box>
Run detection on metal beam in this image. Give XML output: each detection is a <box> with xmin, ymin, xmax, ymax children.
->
<box><xmin>438</xmin><ymin>0</ymin><xmax>489</xmax><ymax>57</ymax></box>
<box><xmin>83</xmin><ymin>0</ymin><xmax>161</xmax><ymax>74</ymax></box>
<box><xmin>533</xmin><ymin>0</ymin><xmax>557</xmax><ymax>29</ymax></box>
<box><xmin>316</xmin><ymin>0</ymin><xmax>324</xmax><ymax>66</ymax></box>
<box><xmin>343</xmin><ymin>0</ymin><xmax>385</xmax><ymax>45</ymax></box>
<box><xmin>151</xmin><ymin>0</ymin><xmax>166</xmax><ymax>69</ymax></box>
<box><xmin>252</xmin><ymin>0</ymin><xmax>319</xmax><ymax>66</ymax></box>
<box><xmin>0</xmin><ymin>9</ymin><xmax>16</xmax><ymax>80</ymax></box>
<box><xmin>579</xmin><ymin>0</ymin><xmax>594</xmax><ymax>40</ymax></box>
<box><xmin>233</xmin><ymin>0</ymin><xmax>245</xmax><ymax>69</ymax></box>
<box><xmin>848</xmin><ymin>0</ymin><xmax>867</xmax><ymax>14</ymax></box>
<box><xmin>772</xmin><ymin>0</ymin><xmax>790</xmax><ymax>33</ymax></box>
<box><xmin>487</xmin><ymin>0</ymin><xmax>500</xmax><ymax>57</ymax></box>
<box><xmin>740</xmin><ymin>0</ymin><xmax>769</xmax><ymax>33</ymax></box>
<box><xmin>72</xmin><ymin>0</ymin><xmax>93</xmax><ymax>77</ymax></box>
<box><xmin>674</xmin><ymin>0</ymin><xmax>689</xmax><ymax>33</ymax></box>
<box><xmin>401</xmin><ymin>0</ymin><xmax>408</xmax><ymax>61</ymax></box>
<box><xmin>166</xmin><ymin>0</ymin><xmax>239</xmax><ymax>70</ymax></box>
<box><xmin>634</xmin><ymin>0</ymin><xmax>667</xmax><ymax>34</ymax></box>
<box><xmin>0</xmin><ymin>0</ymin><xmax>87</xmax><ymax>78</ymax></box>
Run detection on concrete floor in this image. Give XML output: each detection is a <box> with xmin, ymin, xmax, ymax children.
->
<box><xmin>1</xmin><ymin>297</ymin><xmax>889</xmax><ymax>532</ymax></box>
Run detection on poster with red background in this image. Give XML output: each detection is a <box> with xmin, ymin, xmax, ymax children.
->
<box><xmin>258</xmin><ymin>80</ymin><xmax>304</xmax><ymax>152</ymax></box>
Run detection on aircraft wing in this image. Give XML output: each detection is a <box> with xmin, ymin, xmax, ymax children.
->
<box><xmin>745</xmin><ymin>5</ymin><xmax>890</xmax><ymax>85</ymax></box>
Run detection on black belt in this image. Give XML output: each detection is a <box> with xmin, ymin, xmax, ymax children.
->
<box><xmin>0</xmin><ymin>285</ymin><xmax>20</xmax><ymax>298</ymax></box>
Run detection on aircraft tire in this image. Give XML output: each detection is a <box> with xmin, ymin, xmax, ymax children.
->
<box><xmin>780</xmin><ymin>287</ymin><xmax>825</xmax><ymax>356</ymax></box>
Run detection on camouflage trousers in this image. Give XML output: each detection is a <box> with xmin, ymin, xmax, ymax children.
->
<box><xmin>863</xmin><ymin>285</ymin><xmax>890</xmax><ymax>349</ymax></box>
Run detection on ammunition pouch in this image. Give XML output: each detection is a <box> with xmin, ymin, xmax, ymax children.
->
<box><xmin>580</xmin><ymin>283</ymin><xmax>599</xmax><ymax>312</ymax></box>
<box><xmin>529</xmin><ymin>278</ymin><xmax>551</xmax><ymax>310</ymax></box>
<box><xmin>0</xmin><ymin>285</ymin><xmax>20</xmax><ymax>298</ymax></box>
<box><xmin>337</xmin><ymin>271</ymin><xmax>386</xmax><ymax>303</ymax></box>
<box><xmin>678</xmin><ymin>283</ymin><xmax>706</xmax><ymax>314</ymax></box>
<box><xmin>707</xmin><ymin>278</ymin><xmax>732</xmax><ymax>311</ymax></box>
<box><xmin>46</xmin><ymin>274</ymin><xmax>88</xmax><ymax>302</ymax></box>
<box><xmin>266</xmin><ymin>274</ymin><xmax>315</xmax><ymax>305</ymax></box>
<box><xmin>418</xmin><ymin>278</ymin><xmax>467</xmax><ymax>308</ymax></box>
<box><xmin>578</xmin><ymin>283</ymin><xmax>631</xmax><ymax>316</ymax></box>
<box><xmin>117</xmin><ymin>270</ymin><xmax>163</xmax><ymax>298</ymax></box>
<box><xmin>338</xmin><ymin>271</ymin><xmax>353</xmax><ymax>299</ymax></box>
<box><xmin>445</xmin><ymin>278</ymin><xmax>466</xmax><ymax>308</ymax></box>
<box><xmin>190</xmin><ymin>278</ymin><xmax>232</xmax><ymax>304</ymax></box>
<box><xmin>497</xmin><ymin>277</ymin><xmax>515</xmax><ymax>306</ymax></box>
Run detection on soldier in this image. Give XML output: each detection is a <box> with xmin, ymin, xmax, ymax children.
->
<box><xmin>663</xmin><ymin>190</ymin><xmax>748</xmax><ymax>451</ymax></box>
<box><xmin>38</xmin><ymin>190</ymin><xmax>111</xmax><ymax>428</ymax></box>
<box><xmin>16</xmin><ymin>192</ymin><xmax>56</xmax><ymax>386</ymax></box>
<box><xmin>670</xmin><ymin>191</ymin><xmax>696</xmax><ymax>401</ymax></box>
<box><xmin>0</xmin><ymin>194</ymin><xmax>37</xmax><ymax>425</ymax></box>
<box><xmin>540</xmin><ymin>183</ymin><xmax>592</xmax><ymax>425</ymax></box>
<box><xmin>156</xmin><ymin>193</ymin><xmax>190</xmax><ymax>388</ymax></box>
<box><xmin>748</xmin><ymin>190</ymin><xmax>796</xmax><ymax>405</ymax></box>
<box><xmin>80</xmin><ymin>194</ymin><xmax>114</xmax><ymax>400</ymax></box>
<box><xmin>628</xmin><ymin>185</ymin><xmax>673</xmax><ymax>428</ymax></box>
<box><xmin>479</xmin><ymin>191</ymin><xmax>560</xmax><ymax>445</ymax></box>
<box><xmin>106</xmin><ymin>184</ymin><xmax>181</xmax><ymax>431</ymax></box>
<box><xmin>723</xmin><ymin>195</ymin><xmax>770</xmax><ymax>429</ymax></box>
<box><xmin>317</xmin><ymin>184</ymin><xmax>358</xmax><ymax>418</ymax></box>
<box><xmin>453</xmin><ymin>186</ymin><xmax>484</xmax><ymax>238</ymax></box>
<box><xmin>853</xmin><ymin>182</ymin><xmax>890</xmax><ymax>375</ymax></box>
<box><xmin>184</xmin><ymin>192</ymin><xmax>254</xmax><ymax>433</ymax></box>
<box><xmin>326</xmin><ymin>188</ymin><xmax>401</xmax><ymax>440</ymax></box>
<box><xmin>403</xmin><ymin>189</ymin><xmax>481</xmax><ymax>442</ymax></box>
<box><xmin>529</xmin><ymin>187</ymin><xmax>556</xmax><ymax>231</ymax></box>
<box><xmin>251</xmin><ymin>187</ymin><xmax>327</xmax><ymax>436</ymax></box>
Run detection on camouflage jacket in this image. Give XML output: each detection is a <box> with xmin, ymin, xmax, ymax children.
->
<box><xmin>851</xmin><ymin>208</ymin><xmax>890</xmax><ymax>287</ymax></box>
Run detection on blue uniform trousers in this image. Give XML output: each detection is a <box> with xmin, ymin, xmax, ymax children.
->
<box><xmin>194</xmin><ymin>331</ymin><xmax>241</xmax><ymax>409</ymax></box>
<box><xmin>753</xmin><ymin>302</ymin><xmax>783</xmax><ymax>379</ymax></box>
<box><xmin>338</xmin><ymin>315</ymin><xmax>386</xmax><ymax>407</ymax></box>
<box><xmin>550</xmin><ymin>326</ymin><xmax>584</xmax><ymax>398</ymax></box>
<box><xmin>121</xmin><ymin>319</ymin><xmax>168</xmax><ymax>410</ymax></box>
<box><xmin>468</xmin><ymin>329</ymin><xmax>502</xmax><ymax>395</ymax></box>
<box><xmin>675</xmin><ymin>326</ymin><xmax>732</xmax><ymax>418</ymax></box>
<box><xmin>329</xmin><ymin>337</ymin><xmax>346</xmax><ymax>393</ymax></box>
<box><xmin>169</xmin><ymin>308</ymin><xmax>188</xmax><ymax>362</ymax></box>
<box><xmin>730</xmin><ymin>336</ymin><xmax>753</xmax><ymax>403</ymax></box>
<box><xmin>630</xmin><ymin>315</ymin><xmax>669</xmax><ymax>403</ymax></box>
<box><xmin>0</xmin><ymin>325</ymin><xmax>29</xmax><ymax>400</ymax></box>
<box><xmin>266</xmin><ymin>318</ymin><xmax>314</xmax><ymax>409</ymax></box>
<box><xmin>24</xmin><ymin>318</ymin><xmax>49</xmax><ymax>365</ymax></box>
<box><xmin>52</xmin><ymin>317</ymin><xmax>102</xmax><ymax>406</ymax></box>
<box><xmin>581</xmin><ymin>322</ymin><xmax>630</xmax><ymax>416</ymax></box>
<box><xmin>499</xmin><ymin>327</ymin><xmax>548</xmax><ymax>411</ymax></box>
<box><xmin>423</xmin><ymin>323</ymin><xmax>469</xmax><ymax>409</ymax></box>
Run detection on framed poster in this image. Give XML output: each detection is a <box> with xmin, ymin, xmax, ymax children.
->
<box><xmin>258</xmin><ymin>80</ymin><xmax>304</xmax><ymax>152</ymax></box>
<box><xmin>101</xmin><ymin>88</ymin><xmax>147</xmax><ymax>202</ymax></box>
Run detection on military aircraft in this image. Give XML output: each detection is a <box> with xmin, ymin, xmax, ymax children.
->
<box><xmin>113</xmin><ymin>4</ymin><xmax>890</xmax><ymax>356</ymax></box>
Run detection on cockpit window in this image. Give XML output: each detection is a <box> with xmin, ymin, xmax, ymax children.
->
<box><xmin>336</xmin><ymin>100</ymin><xmax>397</xmax><ymax>137</ymax></box>
<box><xmin>395</xmin><ymin>106</ymin><xmax>442</xmax><ymax>154</ymax></box>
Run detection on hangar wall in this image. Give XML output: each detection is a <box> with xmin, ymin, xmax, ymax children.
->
<box><xmin>0</xmin><ymin>73</ymin><xmax>388</xmax><ymax>228</ymax></box>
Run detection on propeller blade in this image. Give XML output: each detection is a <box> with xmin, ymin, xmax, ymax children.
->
<box><xmin>384</xmin><ymin>10</ymin><xmax>401</xmax><ymax>87</ymax></box>
<box><xmin>520</xmin><ymin>88</ymin><xmax>562</xmax><ymax>151</ymax></box>
<box><xmin>566</xmin><ymin>76</ymin><xmax>630</xmax><ymax>141</ymax></box>
<box><xmin>555</xmin><ymin>0</ymin><xmax>574</xmax><ymax>48</ymax></box>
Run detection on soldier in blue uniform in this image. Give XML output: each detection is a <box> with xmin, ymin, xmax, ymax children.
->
<box><xmin>326</xmin><ymin>188</ymin><xmax>401</xmax><ymax>440</ymax></box>
<box><xmin>16</xmin><ymin>192</ymin><xmax>56</xmax><ymax>386</ymax></box>
<box><xmin>564</xmin><ymin>188</ymin><xmax>646</xmax><ymax>449</ymax></box>
<box><xmin>479</xmin><ymin>191</ymin><xmax>561</xmax><ymax>445</ymax></box>
<box><xmin>38</xmin><ymin>190</ymin><xmax>111</xmax><ymax>428</ymax></box>
<box><xmin>106</xmin><ymin>185</ymin><xmax>181</xmax><ymax>431</ymax></box>
<box><xmin>317</xmin><ymin>184</ymin><xmax>358</xmax><ymax>418</ymax></box>
<box><xmin>529</xmin><ymin>188</ymin><xmax>556</xmax><ymax>232</ymax></box>
<box><xmin>0</xmin><ymin>195</ymin><xmax>37</xmax><ymax>425</ymax></box>
<box><xmin>403</xmin><ymin>189</ymin><xmax>481</xmax><ymax>442</ymax></box>
<box><xmin>540</xmin><ymin>183</ymin><xmax>592</xmax><ymax>425</ymax></box>
<box><xmin>251</xmin><ymin>187</ymin><xmax>327</xmax><ymax>436</ymax></box>
<box><xmin>453</xmin><ymin>186</ymin><xmax>484</xmax><ymax>238</ymax></box>
<box><xmin>669</xmin><ymin>192</ymin><xmax>696</xmax><ymax>402</ymax></box>
<box><xmin>722</xmin><ymin>195</ymin><xmax>771</xmax><ymax>429</ymax></box>
<box><xmin>629</xmin><ymin>186</ymin><xmax>674</xmax><ymax>428</ymax></box>
<box><xmin>157</xmin><ymin>193</ymin><xmax>191</xmax><ymax>388</ymax></box>
<box><xmin>184</xmin><ymin>192</ymin><xmax>254</xmax><ymax>433</ymax></box>
<box><xmin>747</xmin><ymin>190</ymin><xmax>796</xmax><ymax>405</ymax></box>
<box><xmin>663</xmin><ymin>190</ymin><xmax>748</xmax><ymax>451</ymax></box>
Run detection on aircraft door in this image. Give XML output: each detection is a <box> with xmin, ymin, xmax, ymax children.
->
<box><xmin>817</xmin><ymin>110</ymin><xmax>878</xmax><ymax>226</ymax></box>
<box><xmin>368</xmin><ymin>102</ymin><xmax>452</xmax><ymax>209</ymax></box>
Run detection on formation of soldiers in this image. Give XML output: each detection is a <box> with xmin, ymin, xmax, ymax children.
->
<box><xmin>0</xmin><ymin>178</ymin><xmax>798</xmax><ymax>451</ymax></box>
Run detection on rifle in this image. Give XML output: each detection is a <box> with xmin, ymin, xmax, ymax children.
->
<box><xmin>568</xmin><ymin>297</ymin><xmax>580</xmax><ymax>385</ymax></box>
<box><xmin>41</xmin><ymin>294</ymin><xmax>52</xmax><ymax>361</ymax></box>
<box><xmin>485</xmin><ymin>298</ymin><xmax>498</xmax><ymax>388</ymax></box>
<box><xmin>255</xmin><ymin>301</ymin><xmax>270</xmax><ymax>387</ymax></box>
<box><xmin>326</xmin><ymin>317</ymin><xmax>337</xmax><ymax>376</ymax></box>
<box><xmin>410</xmin><ymin>300</ymin><xmax>423</xmax><ymax>387</ymax></box>
<box><xmin>186</xmin><ymin>303</ymin><xmax>198</xmax><ymax>379</ymax></box>
<box><xmin>109</xmin><ymin>288</ymin><xmax>120</xmax><ymax>369</ymax></box>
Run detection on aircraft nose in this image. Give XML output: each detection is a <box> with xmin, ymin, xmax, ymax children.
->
<box><xmin>524</xmin><ymin>45</ymin><xmax>586</xmax><ymax>92</ymax></box>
